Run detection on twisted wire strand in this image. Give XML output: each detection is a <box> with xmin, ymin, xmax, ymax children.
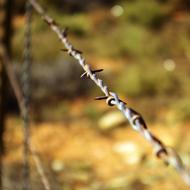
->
<box><xmin>22</xmin><ymin>1</ymin><xmax>32</xmax><ymax>189</ymax></box>
<box><xmin>30</xmin><ymin>0</ymin><xmax>190</xmax><ymax>185</ymax></box>
<box><xmin>0</xmin><ymin>13</ymin><xmax>51</xmax><ymax>190</ymax></box>
<box><xmin>1</xmin><ymin>29</ymin><xmax>51</xmax><ymax>190</ymax></box>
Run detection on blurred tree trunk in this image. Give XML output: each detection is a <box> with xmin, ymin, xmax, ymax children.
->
<box><xmin>0</xmin><ymin>0</ymin><xmax>13</xmax><ymax>189</ymax></box>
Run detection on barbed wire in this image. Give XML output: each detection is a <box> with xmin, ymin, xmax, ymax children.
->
<box><xmin>29</xmin><ymin>144</ymin><xmax>51</xmax><ymax>190</ymax></box>
<box><xmin>0</xmin><ymin>44</ymin><xmax>52</xmax><ymax>190</ymax></box>
<box><xmin>0</xmin><ymin>2</ymin><xmax>51</xmax><ymax>189</ymax></box>
<box><xmin>22</xmin><ymin>1</ymin><xmax>32</xmax><ymax>189</ymax></box>
<box><xmin>22</xmin><ymin>1</ymin><xmax>52</xmax><ymax>190</ymax></box>
<box><xmin>29</xmin><ymin>0</ymin><xmax>190</xmax><ymax>185</ymax></box>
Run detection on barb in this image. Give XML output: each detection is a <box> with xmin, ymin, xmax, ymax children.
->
<box><xmin>81</xmin><ymin>69</ymin><xmax>103</xmax><ymax>78</ymax></box>
<box><xmin>61</xmin><ymin>48</ymin><xmax>82</xmax><ymax>56</ymax></box>
<box><xmin>29</xmin><ymin>0</ymin><xmax>190</xmax><ymax>185</ymax></box>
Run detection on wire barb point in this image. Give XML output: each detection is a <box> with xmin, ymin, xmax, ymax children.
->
<box><xmin>72</xmin><ymin>48</ymin><xmax>83</xmax><ymax>54</ymax></box>
<box><xmin>80</xmin><ymin>72</ymin><xmax>87</xmax><ymax>78</ymax></box>
<box><xmin>81</xmin><ymin>69</ymin><xmax>103</xmax><ymax>78</ymax></box>
<box><xmin>62</xmin><ymin>27</ymin><xmax>68</xmax><ymax>37</ymax></box>
<box><xmin>60</xmin><ymin>49</ymin><xmax>67</xmax><ymax>52</ymax></box>
<box><xmin>93</xmin><ymin>69</ymin><xmax>104</xmax><ymax>73</ymax></box>
<box><xmin>94</xmin><ymin>95</ymin><xmax>108</xmax><ymax>100</ymax></box>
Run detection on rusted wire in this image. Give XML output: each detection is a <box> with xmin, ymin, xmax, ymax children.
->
<box><xmin>0</xmin><ymin>42</ymin><xmax>51</xmax><ymax>190</ymax></box>
<box><xmin>0</xmin><ymin>3</ymin><xmax>51</xmax><ymax>189</ymax></box>
<box><xmin>22</xmin><ymin>1</ymin><xmax>52</xmax><ymax>190</ymax></box>
<box><xmin>0</xmin><ymin>46</ymin><xmax>52</xmax><ymax>190</ymax></box>
<box><xmin>22</xmin><ymin>1</ymin><xmax>32</xmax><ymax>189</ymax></box>
<box><xmin>29</xmin><ymin>0</ymin><xmax>190</xmax><ymax>185</ymax></box>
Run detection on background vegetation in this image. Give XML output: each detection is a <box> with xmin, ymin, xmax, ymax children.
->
<box><xmin>11</xmin><ymin>0</ymin><xmax>190</xmax><ymax>123</ymax></box>
<box><xmin>2</xmin><ymin>0</ymin><xmax>190</xmax><ymax>189</ymax></box>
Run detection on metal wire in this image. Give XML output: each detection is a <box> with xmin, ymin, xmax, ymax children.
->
<box><xmin>30</xmin><ymin>0</ymin><xmax>190</xmax><ymax>185</ymax></box>
<box><xmin>22</xmin><ymin>1</ymin><xmax>32</xmax><ymax>189</ymax></box>
<box><xmin>1</xmin><ymin>46</ymin><xmax>52</xmax><ymax>190</ymax></box>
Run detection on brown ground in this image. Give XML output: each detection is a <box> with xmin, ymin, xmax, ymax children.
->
<box><xmin>2</xmin><ymin>114</ymin><xmax>190</xmax><ymax>190</ymax></box>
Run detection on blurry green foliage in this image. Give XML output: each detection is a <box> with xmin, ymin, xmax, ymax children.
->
<box><xmin>88</xmin><ymin>24</ymin><xmax>149</xmax><ymax>58</ymax></box>
<box><xmin>11</xmin><ymin>0</ymin><xmax>190</xmax><ymax>123</ymax></box>
<box><xmin>172</xmin><ymin>99</ymin><xmax>190</xmax><ymax>122</ymax></box>
<box><xmin>112</xmin><ymin>24</ymin><xmax>147</xmax><ymax>57</ymax></box>
<box><xmin>121</xmin><ymin>0</ymin><xmax>168</xmax><ymax>27</ymax></box>
<box><xmin>12</xmin><ymin>0</ymin><xmax>181</xmax><ymax>60</ymax></box>
<box><xmin>59</xmin><ymin>14</ymin><xmax>92</xmax><ymax>36</ymax></box>
<box><xmin>115</xmin><ymin>63</ymin><xmax>180</xmax><ymax>98</ymax></box>
<box><xmin>38</xmin><ymin>101</ymin><xmax>70</xmax><ymax>121</ymax></box>
<box><xmin>84</xmin><ymin>104</ymin><xmax>103</xmax><ymax>121</ymax></box>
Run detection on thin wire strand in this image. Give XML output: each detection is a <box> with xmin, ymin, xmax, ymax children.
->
<box><xmin>29</xmin><ymin>0</ymin><xmax>190</xmax><ymax>185</ymax></box>
<box><xmin>22</xmin><ymin>1</ymin><xmax>32</xmax><ymax>189</ymax></box>
<box><xmin>0</xmin><ymin>34</ymin><xmax>51</xmax><ymax>190</ymax></box>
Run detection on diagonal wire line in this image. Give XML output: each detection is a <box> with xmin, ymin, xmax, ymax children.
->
<box><xmin>23</xmin><ymin>1</ymin><xmax>52</xmax><ymax>189</ymax></box>
<box><xmin>0</xmin><ymin>46</ymin><xmax>52</xmax><ymax>190</ymax></box>
<box><xmin>29</xmin><ymin>0</ymin><xmax>190</xmax><ymax>185</ymax></box>
<box><xmin>0</xmin><ymin>1</ymin><xmax>51</xmax><ymax>190</ymax></box>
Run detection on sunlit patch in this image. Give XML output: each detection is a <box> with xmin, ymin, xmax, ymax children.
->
<box><xmin>110</xmin><ymin>5</ymin><xmax>124</xmax><ymax>17</ymax></box>
<box><xmin>113</xmin><ymin>142</ymin><xmax>141</xmax><ymax>165</ymax></box>
<box><xmin>51</xmin><ymin>159</ymin><xmax>65</xmax><ymax>172</ymax></box>
<box><xmin>163</xmin><ymin>59</ymin><xmax>176</xmax><ymax>71</ymax></box>
<box><xmin>98</xmin><ymin>111</ymin><xmax>126</xmax><ymax>130</ymax></box>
